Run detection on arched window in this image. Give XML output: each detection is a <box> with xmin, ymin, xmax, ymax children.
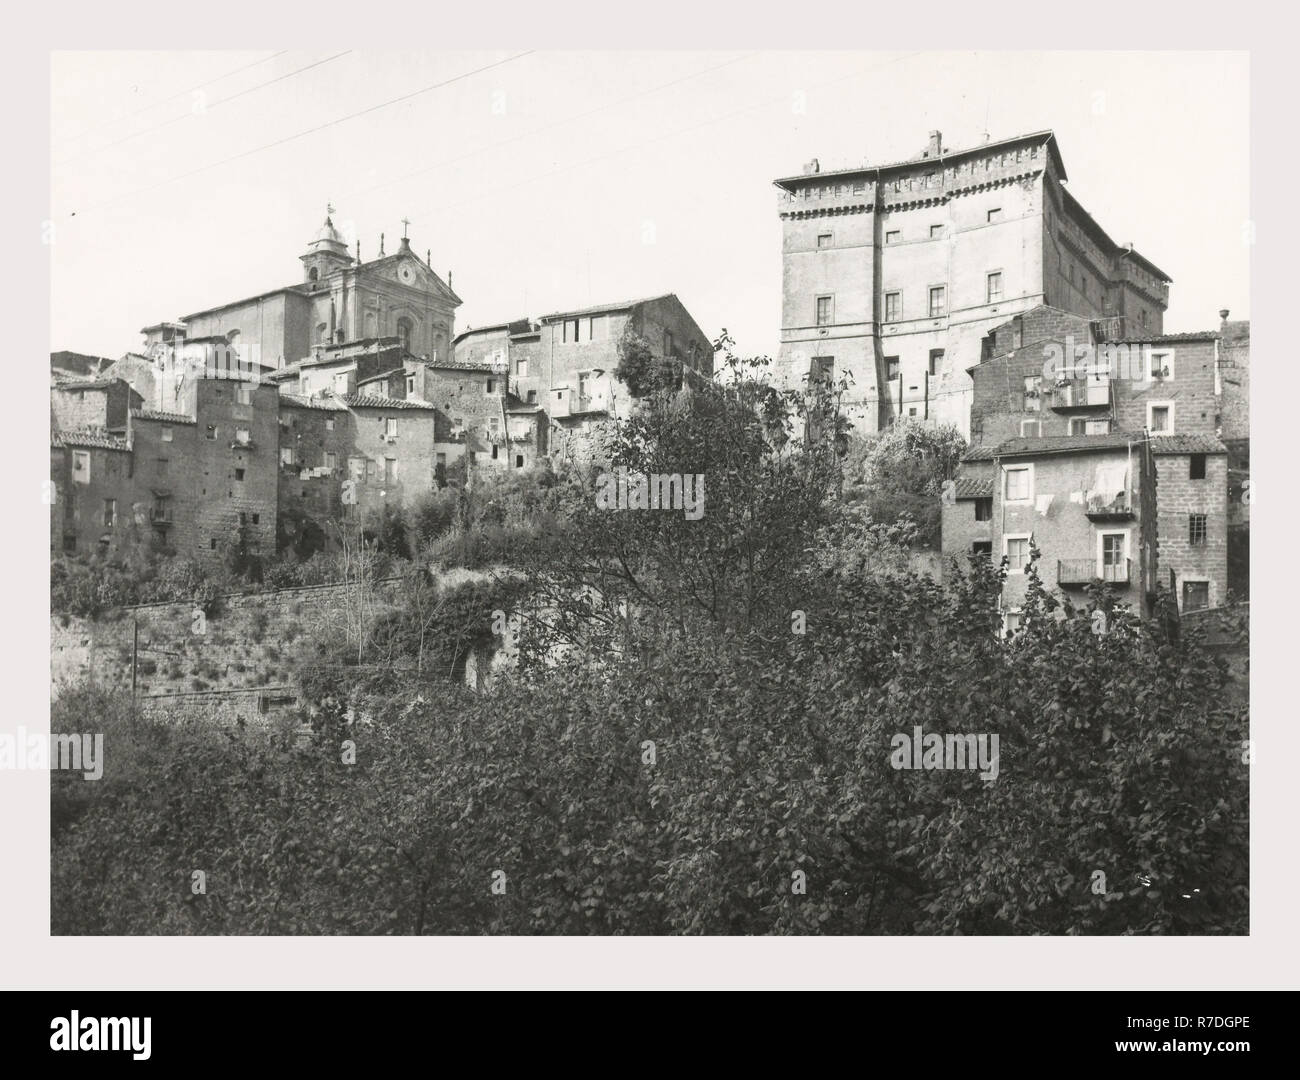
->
<box><xmin>308</xmin><ymin>267</ymin><xmax>319</xmax><ymax>283</ymax></box>
<box><xmin>396</xmin><ymin>316</ymin><xmax>413</xmax><ymax>353</ymax></box>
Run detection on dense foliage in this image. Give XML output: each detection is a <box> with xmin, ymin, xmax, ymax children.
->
<box><xmin>50</xmin><ymin>339</ymin><xmax>1248</xmax><ymax>935</ymax></box>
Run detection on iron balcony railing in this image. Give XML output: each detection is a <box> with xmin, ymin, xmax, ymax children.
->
<box><xmin>1050</xmin><ymin>379</ymin><xmax>1111</xmax><ymax>410</ymax></box>
<box><xmin>1057</xmin><ymin>558</ymin><xmax>1132</xmax><ymax>587</ymax></box>
<box><xmin>1083</xmin><ymin>491</ymin><xmax>1135</xmax><ymax>520</ymax></box>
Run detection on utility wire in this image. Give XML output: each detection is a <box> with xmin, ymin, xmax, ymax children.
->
<box><xmin>64</xmin><ymin>51</ymin><xmax>536</xmax><ymax>218</ymax></box>
<box><xmin>340</xmin><ymin>51</ymin><xmax>761</xmax><ymax>204</ymax></box>
<box><xmin>54</xmin><ymin>51</ymin><xmax>353</xmax><ymax>167</ymax></box>
<box><xmin>54</xmin><ymin>50</ymin><xmax>290</xmax><ymax>148</ymax></box>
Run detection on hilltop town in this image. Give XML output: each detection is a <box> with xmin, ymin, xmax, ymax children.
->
<box><xmin>51</xmin><ymin>128</ymin><xmax>1248</xmax><ymax>625</ymax></box>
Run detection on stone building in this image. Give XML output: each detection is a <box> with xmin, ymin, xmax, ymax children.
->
<box><xmin>946</xmin><ymin>433</ymin><xmax>1159</xmax><ymax>629</ymax></box>
<box><xmin>774</xmin><ymin>129</ymin><xmax>1171</xmax><ymax>436</ymax></box>
<box><xmin>50</xmin><ymin>429</ymin><xmax>136</xmax><ymax>555</ymax></box>
<box><xmin>950</xmin><ymin>304</ymin><xmax>1238</xmax><ymax>613</ymax></box>
<box><xmin>453</xmin><ymin>293</ymin><xmax>712</xmax><ymax>467</ymax></box>
<box><xmin>50</xmin><ymin>377</ymin><xmax>141</xmax><ymax>435</ymax></box>
<box><xmin>1149</xmin><ymin>435</ymin><xmax>1230</xmax><ymax>612</ymax></box>
<box><xmin>142</xmin><ymin>213</ymin><xmax>460</xmax><ymax>372</ymax></box>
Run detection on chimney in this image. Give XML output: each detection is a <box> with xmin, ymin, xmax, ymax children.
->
<box><xmin>802</xmin><ymin>157</ymin><xmax>820</xmax><ymax>176</ymax></box>
<box><xmin>1219</xmin><ymin>308</ymin><xmax>1230</xmax><ymax>325</ymax></box>
<box><xmin>927</xmin><ymin>130</ymin><xmax>943</xmax><ymax>158</ymax></box>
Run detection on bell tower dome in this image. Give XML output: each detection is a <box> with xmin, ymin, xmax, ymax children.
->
<box><xmin>300</xmin><ymin>207</ymin><xmax>354</xmax><ymax>286</ymax></box>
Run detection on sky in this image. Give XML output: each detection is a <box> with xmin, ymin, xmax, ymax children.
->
<box><xmin>49</xmin><ymin>50</ymin><xmax>1250</xmax><ymax>361</ymax></box>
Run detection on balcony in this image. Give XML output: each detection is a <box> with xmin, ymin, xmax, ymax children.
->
<box><xmin>1057</xmin><ymin>558</ymin><xmax>1132</xmax><ymax>587</ymax></box>
<box><xmin>1083</xmin><ymin>491</ymin><xmax>1135</xmax><ymax>521</ymax></box>
<box><xmin>1050</xmin><ymin>379</ymin><xmax>1110</xmax><ymax>411</ymax></box>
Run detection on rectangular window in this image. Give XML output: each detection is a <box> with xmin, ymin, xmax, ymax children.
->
<box><xmin>1002</xmin><ymin>609</ymin><xmax>1022</xmax><ymax>636</ymax></box>
<box><xmin>491</xmin><ymin>445</ymin><xmax>499</xmax><ymax>460</ymax></box>
<box><xmin>206</xmin><ymin>425</ymin><xmax>217</xmax><ymax>440</ymax></box>
<box><xmin>1190</xmin><ymin>454</ymin><xmax>1207</xmax><ymax>480</ymax></box>
<box><xmin>349</xmin><ymin>457</ymin><xmax>366</xmax><ymax>480</ymax></box>
<box><xmin>1005</xmin><ymin>537</ymin><xmax>1030</xmax><ymax>572</ymax></box>
<box><xmin>1189</xmin><ymin>513</ymin><xmax>1208</xmax><ymax>546</ymax></box>
<box><xmin>1020</xmin><ymin>419</ymin><xmax>1041</xmax><ymax>437</ymax></box>
<box><xmin>974</xmin><ymin>498</ymin><xmax>993</xmax><ymax>522</ymax></box>
<box><xmin>333</xmin><ymin>372</ymin><xmax>349</xmax><ymax>394</ymax></box>
<box><xmin>103</xmin><ymin>499</ymin><xmax>116</xmax><ymax>528</ymax></box>
<box><xmin>1004</xmin><ymin>466</ymin><xmax>1031</xmax><ymax>502</ymax></box>
<box><xmin>526</xmin><ymin>389</ymin><xmax>537</xmax><ymax>403</ymax></box>
<box><xmin>1183</xmin><ymin>580</ymin><xmax>1210</xmax><ymax>613</ymax></box>
<box><xmin>385</xmin><ymin>418</ymin><xmax>399</xmax><ymax>438</ymax></box>
<box><xmin>929</xmin><ymin>349</ymin><xmax>944</xmax><ymax>377</ymax></box>
<box><xmin>1023</xmin><ymin>375</ymin><xmax>1041</xmax><ymax>411</ymax></box>
<box><xmin>972</xmin><ymin>540</ymin><xmax>993</xmax><ymax>558</ymax></box>
<box><xmin>852</xmin><ymin>181</ymin><xmax>865</xmax><ymax>194</ymax></box>
<box><xmin>161</xmin><ymin>426</ymin><xmax>173</xmax><ymax>442</ymax></box>
<box><xmin>908</xmin><ymin>406</ymin><xmax>918</xmax><ymax>416</ymax></box>
<box><xmin>1149</xmin><ymin>405</ymin><xmax>1171</xmax><ymax>433</ymax></box>
<box><xmin>929</xmin><ymin>286</ymin><xmax>946</xmax><ymax>317</ymax></box>
<box><xmin>664</xmin><ymin>330</ymin><xmax>675</xmax><ymax>357</ymax></box>
<box><xmin>1086</xmin><ymin>419</ymin><xmax>1110</xmax><ymax>435</ymax></box>
<box><xmin>325</xmin><ymin>417</ymin><xmax>335</xmax><ymax>431</ymax></box>
<box><xmin>235</xmin><ymin>427</ymin><xmax>251</xmax><ymax>445</ymax></box>
<box><xmin>817</xmin><ymin>233</ymin><xmax>832</xmax><ymax>248</ymax></box>
<box><xmin>987</xmin><ymin>271</ymin><xmax>1003</xmax><ymax>302</ymax></box>
<box><xmin>407</xmin><ymin>376</ymin><xmax>415</xmax><ymax>395</ymax></box>
<box><xmin>564</xmin><ymin>318</ymin><xmax>580</xmax><ymax>343</ymax></box>
<box><xmin>885</xmin><ymin>356</ymin><xmax>900</xmax><ymax>381</ymax></box>
<box><xmin>72</xmin><ymin>450</ymin><xmax>90</xmax><ymax>483</ymax></box>
<box><xmin>1102</xmin><ymin>534</ymin><xmax>1126</xmax><ymax>577</ymax></box>
<box><xmin>987</xmin><ymin>208</ymin><xmax>1002</xmax><ymax>223</ymax></box>
<box><xmin>236</xmin><ymin>385</ymin><xmax>252</xmax><ymax>405</ymax></box>
<box><xmin>885</xmin><ymin>230</ymin><xmax>901</xmax><ymax>244</ymax></box>
<box><xmin>930</xmin><ymin>224</ymin><xmax>944</xmax><ymax>239</ymax></box>
<box><xmin>1150</xmin><ymin>350</ymin><xmax>1174</xmax><ymax>379</ymax></box>
<box><xmin>252</xmin><ymin>513</ymin><xmax>260</xmax><ymax>525</ymax></box>
<box><xmin>815</xmin><ymin>296</ymin><xmax>833</xmax><ymax>326</ymax></box>
<box><xmin>324</xmin><ymin>452</ymin><xmax>337</xmax><ymax>471</ymax></box>
<box><xmin>884</xmin><ymin>292</ymin><xmax>901</xmax><ymax>322</ymax></box>
<box><xmin>234</xmin><ymin>467</ymin><xmax>245</xmax><ymax>481</ymax></box>
<box><xmin>517</xmin><ymin>358</ymin><xmax>529</xmax><ymax>378</ymax></box>
<box><xmin>280</xmin><ymin>447</ymin><xmax>295</xmax><ymax>466</ymax></box>
<box><xmin>811</xmin><ymin>356</ymin><xmax>834</xmax><ymax>385</ymax></box>
<box><xmin>486</xmin><ymin>379</ymin><xmax>496</xmax><ymax>394</ymax></box>
<box><xmin>384</xmin><ymin>458</ymin><xmax>396</xmax><ymax>483</ymax></box>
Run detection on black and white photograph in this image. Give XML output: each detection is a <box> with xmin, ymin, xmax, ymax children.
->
<box><xmin>4</xmin><ymin>2</ymin><xmax>1294</xmax><ymax>1015</ymax></box>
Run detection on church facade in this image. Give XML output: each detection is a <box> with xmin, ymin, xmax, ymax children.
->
<box><xmin>142</xmin><ymin>212</ymin><xmax>461</xmax><ymax>373</ymax></box>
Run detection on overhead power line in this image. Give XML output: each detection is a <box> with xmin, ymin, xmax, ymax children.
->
<box><xmin>64</xmin><ymin>50</ymin><xmax>536</xmax><ymax>219</ymax></box>
<box><xmin>54</xmin><ymin>51</ymin><xmax>354</xmax><ymax>168</ymax></box>
<box><xmin>53</xmin><ymin>50</ymin><xmax>290</xmax><ymax>148</ymax></box>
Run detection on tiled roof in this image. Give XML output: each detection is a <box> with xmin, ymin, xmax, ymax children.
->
<box><xmin>965</xmin><ymin>432</ymin><xmax>1143</xmax><ymax>461</ymax></box>
<box><xmin>132</xmin><ymin>409</ymin><xmax>195</xmax><ymax>424</ymax></box>
<box><xmin>53</xmin><ymin>377</ymin><xmax>119</xmax><ymax>391</ymax></box>
<box><xmin>1118</xmin><ymin>330</ymin><xmax>1218</xmax><ymax>344</ymax></box>
<box><xmin>341</xmin><ymin>394</ymin><xmax>437</xmax><ymax>411</ymax></box>
<box><xmin>1150</xmin><ymin>435</ymin><xmax>1227</xmax><ymax>454</ymax></box>
<box><xmin>52</xmin><ymin>428</ymin><xmax>131</xmax><ymax>451</ymax></box>
<box><xmin>279</xmin><ymin>393</ymin><xmax>348</xmax><ymax>411</ymax></box>
<box><xmin>953</xmin><ymin>477</ymin><xmax>994</xmax><ymax>499</ymax></box>
<box><xmin>539</xmin><ymin>294</ymin><xmax>672</xmax><ymax>321</ymax></box>
<box><xmin>425</xmin><ymin>356</ymin><xmax>496</xmax><ymax>372</ymax></box>
<box><xmin>356</xmin><ymin>367</ymin><xmax>406</xmax><ymax>387</ymax></box>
